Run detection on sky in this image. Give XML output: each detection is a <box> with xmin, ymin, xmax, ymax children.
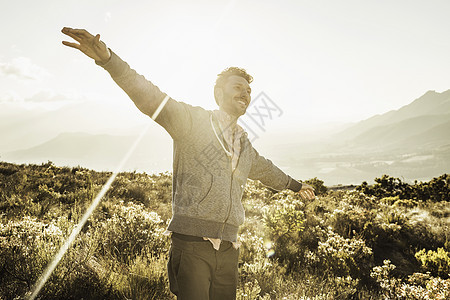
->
<box><xmin>1</xmin><ymin>0</ymin><xmax>450</xmax><ymax>134</ymax></box>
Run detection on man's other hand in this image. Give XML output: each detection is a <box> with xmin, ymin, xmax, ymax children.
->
<box><xmin>299</xmin><ymin>183</ymin><xmax>315</xmax><ymax>200</ymax></box>
<box><xmin>61</xmin><ymin>27</ymin><xmax>111</xmax><ymax>64</ymax></box>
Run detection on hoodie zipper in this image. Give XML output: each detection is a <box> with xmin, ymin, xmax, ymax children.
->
<box><xmin>210</xmin><ymin>113</ymin><xmax>238</xmax><ymax>241</ymax></box>
<box><xmin>220</xmin><ymin>164</ymin><xmax>236</xmax><ymax>241</ymax></box>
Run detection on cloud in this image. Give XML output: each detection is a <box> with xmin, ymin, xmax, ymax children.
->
<box><xmin>0</xmin><ymin>91</ymin><xmax>21</xmax><ymax>103</ymax></box>
<box><xmin>0</xmin><ymin>57</ymin><xmax>50</xmax><ymax>80</ymax></box>
<box><xmin>25</xmin><ymin>90</ymin><xmax>65</xmax><ymax>103</ymax></box>
<box><xmin>23</xmin><ymin>90</ymin><xmax>86</xmax><ymax>107</ymax></box>
<box><xmin>0</xmin><ymin>89</ymin><xmax>86</xmax><ymax>112</ymax></box>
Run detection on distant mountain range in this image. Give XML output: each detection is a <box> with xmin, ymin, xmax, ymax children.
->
<box><xmin>336</xmin><ymin>89</ymin><xmax>450</xmax><ymax>150</ymax></box>
<box><xmin>0</xmin><ymin>100</ymin><xmax>149</xmax><ymax>152</ymax></box>
<box><xmin>0</xmin><ymin>100</ymin><xmax>173</xmax><ymax>174</ymax></box>
<box><xmin>265</xmin><ymin>89</ymin><xmax>450</xmax><ymax>184</ymax></box>
<box><xmin>2</xmin><ymin>129</ymin><xmax>172</xmax><ymax>175</ymax></box>
<box><xmin>1</xmin><ymin>90</ymin><xmax>450</xmax><ymax>185</ymax></box>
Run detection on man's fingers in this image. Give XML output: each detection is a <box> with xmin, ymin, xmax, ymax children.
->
<box><xmin>305</xmin><ymin>191</ymin><xmax>312</xmax><ymax>200</ymax></box>
<box><xmin>93</xmin><ymin>34</ymin><xmax>105</xmax><ymax>49</ymax></box>
<box><xmin>62</xmin><ymin>27</ymin><xmax>94</xmax><ymax>43</ymax></box>
<box><xmin>62</xmin><ymin>41</ymin><xmax>81</xmax><ymax>50</ymax></box>
<box><xmin>62</xmin><ymin>27</ymin><xmax>89</xmax><ymax>36</ymax></box>
<box><xmin>300</xmin><ymin>191</ymin><xmax>310</xmax><ymax>200</ymax></box>
<box><xmin>299</xmin><ymin>189</ymin><xmax>315</xmax><ymax>200</ymax></box>
<box><xmin>76</xmin><ymin>29</ymin><xmax>94</xmax><ymax>42</ymax></box>
<box><xmin>61</xmin><ymin>27</ymin><xmax>83</xmax><ymax>42</ymax></box>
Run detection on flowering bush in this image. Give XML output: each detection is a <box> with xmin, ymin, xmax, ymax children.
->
<box><xmin>317</xmin><ymin>229</ymin><xmax>373</xmax><ymax>279</ymax></box>
<box><xmin>371</xmin><ymin>260</ymin><xmax>450</xmax><ymax>299</ymax></box>
<box><xmin>0</xmin><ymin>215</ymin><xmax>106</xmax><ymax>299</ymax></box>
<box><xmin>0</xmin><ymin>199</ymin><xmax>170</xmax><ymax>299</ymax></box>
<box><xmin>97</xmin><ymin>201</ymin><xmax>168</xmax><ymax>263</ymax></box>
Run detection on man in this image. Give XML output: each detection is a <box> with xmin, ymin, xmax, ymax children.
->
<box><xmin>61</xmin><ymin>27</ymin><xmax>315</xmax><ymax>300</ymax></box>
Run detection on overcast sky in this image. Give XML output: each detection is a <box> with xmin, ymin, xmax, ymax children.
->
<box><xmin>1</xmin><ymin>0</ymin><xmax>450</xmax><ymax>132</ymax></box>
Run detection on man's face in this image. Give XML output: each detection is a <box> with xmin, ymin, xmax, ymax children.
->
<box><xmin>218</xmin><ymin>75</ymin><xmax>251</xmax><ymax>118</ymax></box>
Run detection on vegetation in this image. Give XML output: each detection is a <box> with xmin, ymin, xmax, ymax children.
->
<box><xmin>356</xmin><ymin>173</ymin><xmax>450</xmax><ymax>201</ymax></box>
<box><xmin>0</xmin><ymin>161</ymin><xmax>449</xmax><ymax>299</ymax></box>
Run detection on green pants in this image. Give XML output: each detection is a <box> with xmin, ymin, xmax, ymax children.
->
<box><xmin>168</xmin><ymin>233</ymin><xmax>239</xmax><ymax>300</ymax></box>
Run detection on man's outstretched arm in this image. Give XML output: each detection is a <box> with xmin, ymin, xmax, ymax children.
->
<box><xmin>248</xmin><ymin>147</ymin><xmax>315</xmax><ymax>201</ymax></box>
<box><xmin>61</xmin><ymin>27</ymin><xmax>192</xmax><ymax>139</ymax></box>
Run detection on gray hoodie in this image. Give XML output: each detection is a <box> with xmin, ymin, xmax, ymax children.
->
<box><xmin>98</xmin><ymin>52</ymin><xmax>297</xmax><ymax>242</ymax></box>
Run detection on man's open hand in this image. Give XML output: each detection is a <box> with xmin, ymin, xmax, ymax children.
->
<box><xmin>61</xmin><ymin>27</ymin><xmax>111</xmax><ymax>64</ymax></box>
<box><xmin>299</xmin><ymin>183</ymin><xmax>315</xmax><ymax>200</ymax></box>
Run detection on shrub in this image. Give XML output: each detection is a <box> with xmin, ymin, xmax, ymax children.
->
<box><xmin>357</xmin><ymin>174</ymin><xmax>450</xmax><ymax>201</ymax></box>
<box><xmin>263</xmin><ymin>199</ymin><xmax>305</xmax><ymax>240</ymax></box>
<box><xmin>370</xmin><ymin>260</ymin><xmax>401</xmax><ymax>298</ymax></box>
<box><xmin>262</xmin><ymin>196</ymin><xmax>305</xmax><ymax>271</ymax></box>
<box><xmin>371</xmin><ymin>261</ymin><xmax>450</xmax><ymax>299</ymax></box>
<box><xmin>0</xmin><ymin>215</ymin><xmax>110</xmax><ymax>299</ymax></box>
<box><xmin>96</xmin><ymin>202</ymin><xmax>168</xmax><ymax>264</ymax></box>
<box><xmin>327</xmin><ymin>205</ymin><xmax>375</xmax><ymax>239</ymax></box>
<box><xmin>357</xmin><ymin>175</ymin><xmax>412</xmax><ymax>199</ymax></box>
<box><xmin>415</xmin><ymin>248</ymin><xmax>450</xmax><ymax>278</ymax></box>
<box><xmin>392</xmin><ymin>198</ymin><xmax>419</xmax><ymax>208</ymax></box>
<box><xmin>317</xmin><ymin>230</ymin><xmax>373</xmax><ymax>280</ymax></box>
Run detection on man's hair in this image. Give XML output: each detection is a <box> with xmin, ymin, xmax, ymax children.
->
<box><xmin>214</xmin><ymin>67</ymin><xmax>253</xmax><ymax>105</ymax></box>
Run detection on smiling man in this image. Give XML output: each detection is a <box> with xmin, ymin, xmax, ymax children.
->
<box><xmin>62</xmin><ymin>27</ymin><xmax>315</xmax><ymax>300</ymax></box>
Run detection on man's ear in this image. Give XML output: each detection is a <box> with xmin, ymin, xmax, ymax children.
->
<box><xmin>214</xmin><ymin>87</ymin><xmax>224</xmax><ymax>106</ymax></box>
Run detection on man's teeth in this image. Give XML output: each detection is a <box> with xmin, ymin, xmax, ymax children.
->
<box><xmin>238</xmin><ymin>100</ymin><xmax>246</xmax><ymax>105</ymax></box>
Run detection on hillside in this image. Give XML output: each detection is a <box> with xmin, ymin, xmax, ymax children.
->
<box><xmin>3</xmin><ymin>131</ymin><xmax>173</xmax><ymax>173</ymax></box>
<box><xmin>0</xmin><ymin>162</ymin><xmax>449</xmax><ymax>299</ymax></box>
<box><xmin>336</xmin><ymin>89</ymin><xmax>450</xmax><ymax>142</ymax></box>
<box><xmin>0</xmin><ymin>100</ymin><xmax>148</xmax><ymax>152</ymax></box>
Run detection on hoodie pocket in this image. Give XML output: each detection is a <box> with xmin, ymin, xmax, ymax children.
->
<box><xmin>176</xmin><ymin>171</ymin><xmax>213</xmax><ymax>208</ymax></box>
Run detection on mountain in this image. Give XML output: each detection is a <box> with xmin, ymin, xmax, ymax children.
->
<box><xmin>350</xmin><ymin>113</ymin><xmax>450</xmax><ymax>150</ymax></box>
<box><xmin>0</xmin><ymin>100</ymin><xmax>148</xmax><ymax>152</ymax></box>
<box><xmin>3</xmin><ymin>131</ymin><xmax>173</xmax><ymax>174</ymax></box>
<box><xmin>337</xmin><ymin>89</ymin><xmax>450</xmax><ymax>142</ymax></box>
<box><xmin>401</xmin><ymin>120</ymin><xmax>450</xmax><ymax>149</ymax></box>
<box><xmin>265</xmin><ymin>89</ymin><xmax>450</xmax><ymax>185</ymax></box>
<box><xmin>0</xmin><ymin>103</ymin><xmax>50</xmax><ymax>152</ymax></box>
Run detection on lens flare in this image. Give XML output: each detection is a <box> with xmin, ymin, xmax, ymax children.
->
<box><xmin>26</xmin><ymin>96</ymin><xmax>171</xmax><ymax>299</ymax></box>
<box><xmin>266</xmin><ymin>249</ymin><xmax>276</xmax><ymax>258</ymax></box>
<box><xmin>264</xmin><ymin>240</ymin><xmax>275</xmax><ymax>257</ymax></box>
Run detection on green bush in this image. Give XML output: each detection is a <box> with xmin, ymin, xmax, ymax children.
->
<box><xmin>96</xmin><ymin>201</ymin><xmax>169</xmax><ymax>264</ymax></box>
<box><xmin>0</xmin><ymin>215</ymin><xmax>110</xmax><ymax>299</ymax></box>
<box><xmin>317</xmin><ymin>230</ymin><xmax>373</xmax><ymax>279</ymax></box>
<box><xmin>357</xmin><ymin>174</ymin><xmax>450</xmax><ymax>201</ymax></box>
<box><xmin>262</xmin><ymin>194</ymin><xmax>305</xmax><ymax>272</ymax></box>
<box><xmin>415</xmin><ymin>247</ymin><xmax>450</xmax><ymax>278</ymax></box>
<box><xmin>371</xmin><ymin>260</ymin><xmax>450</xmax><ymax>299</ymax></box>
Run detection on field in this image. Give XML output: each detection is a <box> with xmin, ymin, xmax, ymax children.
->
<box><xmin>0</xmin><ymin>161</ymin><xmax>449</xmax><ymax>299</ymax></box>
